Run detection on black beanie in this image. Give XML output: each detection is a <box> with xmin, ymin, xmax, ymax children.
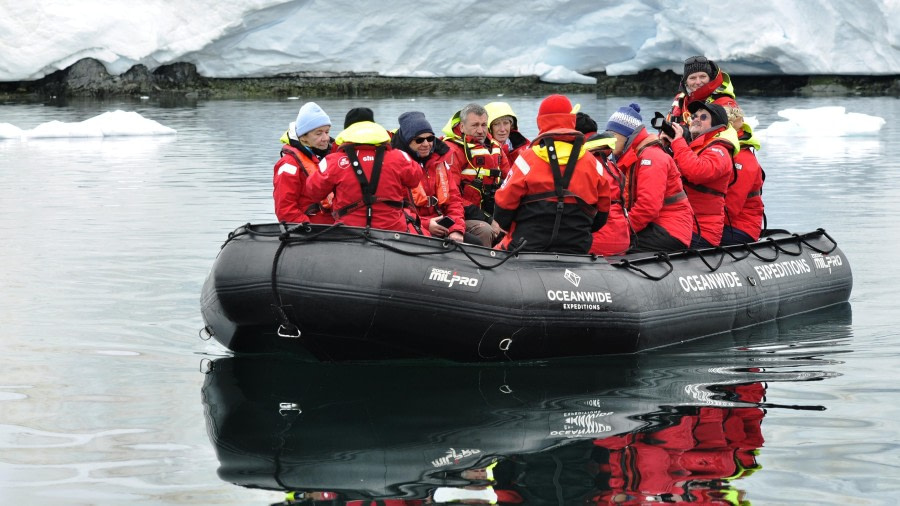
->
<box><xmin>683</xmin><ymin>56</ymin><xmax>714</xmax><ymax>77</ymax></box>
<box><xmin>575</xmin><ymin>112</ymin><xmax>598</xmax><ymax>135</ymax></box>
<box><xmin>397</xmin><ymin>111</ymin><xmax>434</xmax><ymax>144</ymax></box>
<box><xmin>344</xmin><ymin>107</ymin><xmax>375</xmax><ymax>128</ymax></box>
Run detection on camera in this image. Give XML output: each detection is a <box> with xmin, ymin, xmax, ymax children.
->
<box><xmin>651</xmin><ymin>111</ymin><xmax>677</xmax><ymax>138</ymax></box>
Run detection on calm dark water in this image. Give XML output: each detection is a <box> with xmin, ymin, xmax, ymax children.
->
<box><xmin>1</xmin><ymin>94</ymin><xmax>898</xmax><ymax>505</ymax></box>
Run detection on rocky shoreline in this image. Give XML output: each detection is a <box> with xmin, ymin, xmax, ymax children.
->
<box><xmin>2</xmin><ymin>58</ymin><xmax>899</xmax><ymax>101</ymax></box>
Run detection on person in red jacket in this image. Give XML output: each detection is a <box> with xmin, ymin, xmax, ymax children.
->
<box><xmin>493</xmin><ymin>94</ymin><xmax>611</xmax><ymax>254</ymax></box>
<box><xmin>305</xmin><ymin>121</ymin><xmax>422</xmax><ymax>232</ymax></box>
<box><xmin>273</xmin><ymin>102</ymin><xmax>335</xmax><ymax>224</ymax></box>
<box><xmin>605</xmin><ymin>103</ymin><xmax>694</xmax><ymax>253</ymax></box>
<box><xmin>668</xmin><ymin>55</ymin><xmax>739</xmax><ymax>128</ymax></box>
<box><xmin>584</xmin><ymin>131</ymin><xmax>631</xmax><ymax>256</ymax></box>
<box><xmin>722</xmin><ymin>105</ymin><xmax>765</xmax><ymax>245</ymax></box>
<box><xmin>390</xmin><ymin>111</ymin><xmax>466</xmax><ymax>243</ymax></box>
<box><xmin>485</xmin><ymin>102</ymin><xmax>531</xmax><ymax>166</ymax></box>
<box><xmin>442</xmin><ymin>103</ymin><xmax>512</xmax><ymax>246</ymax></box>
<box><xmin>661</xmin><ymin>101</ymin><xmax>738</xmax><ymax>248</ymax></box>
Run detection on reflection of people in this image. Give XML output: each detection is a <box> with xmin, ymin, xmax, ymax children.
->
<box><xmin>660</xmin><ymin>101</ymin><xmax>738</xmax><ymax>248</ymax></box>
<box><xmin>605</xmin><ymin>103</ymin><xmax>693</xmax><ymax>253</ymax></box>
<box><xmin>721</xmin><ymin>105</ymin><xmax>765</xmax><ymax>245</ymax></box>
<box><xmin>273</xmin><ymin>102</ymin><xmax>335</xmax><ymax>224</ymax></box>
<box><xmin>391</xmin><ymin>111</ymin><xmax>466</xmax><ymax>243</ymax></box>
<box><xmin>305</xmin><ymin>121</ymin><xmax>422</xmax><ymax>231</ymax></box>
<box><xmin>493</xmin><ymin>95</ymin><xmax>611</xmax><ymax>254</ymax></box>
<box><xmin>592</xmin><ymin>382</ymin><xmax>765</xmax><ymax>504</ymax></box>
<box><xmin>443</xmin><ymin>103</ymin><xmax>511</xmax><ymax>246</ymax></box>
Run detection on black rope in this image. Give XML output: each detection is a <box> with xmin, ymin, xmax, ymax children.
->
<box><xmin>615</xmin><ymin>252</ymin><xmax>675</xmax><ymax>281</ymax></box>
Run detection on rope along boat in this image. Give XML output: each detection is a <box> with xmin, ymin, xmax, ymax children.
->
<box><xmin>200</xmin><ymin>223</ymin><xmax>852</xmax><ymax>361</ymax></box>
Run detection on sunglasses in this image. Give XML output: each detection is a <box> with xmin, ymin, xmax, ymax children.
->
<box><xmin>412</xmin><ymin>135</ymin><xmax>435</xmax><ymax>144</ymax></box>
<box><xmin>684</xmin><ymin>56</ymin><xmax>709</xmax><ymax>64</ymax></box>
<box><xmin>691</xmin><ymin>112</ymin><xmax>710</xmax><ymax>121</ymax></box>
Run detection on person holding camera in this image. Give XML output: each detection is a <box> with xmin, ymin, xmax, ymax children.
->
<box><xmin>604</xmin><ymin>103</ymin><xmax>694</xmax><ymax>253</ymax></box>
<box><xmin>659</xmin><ymin>101</ymin><xmax>739</xmax><ymax>248</ymax></box>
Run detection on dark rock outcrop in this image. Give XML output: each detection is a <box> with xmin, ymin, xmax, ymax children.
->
<box><xmin>1</xmin><ymin>57</ymin><xmax>897</xmax><ymax>100</ymax></box>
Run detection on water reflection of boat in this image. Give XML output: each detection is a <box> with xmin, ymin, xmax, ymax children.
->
<box><xmin>201</xmin><ymin>305</ymin><xmax>850</xmax><ymax>504</ymax></box>
<box><xmin>200</xmin><ymin>224</ymin><xmax>852</xmax><ymax>361</ymax></box>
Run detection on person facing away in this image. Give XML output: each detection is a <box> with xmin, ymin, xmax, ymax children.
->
<box><xmin>660</xmin><ymin>101</ymin><xmax>739</xmax><ymax>248</ymax></box>
<box><xmin>442</xmin><ymin>103</ymin><xmax>512</xmax><ymax>246</ymax></box>
<box><xmin>605</xmin><ymin>103</ymin><xmax>694</xmax><ymax>253</ymax></box>
<box><xmin>668</xmin><ymin>55</ymin><xmax>738</xmax><ymax>128</ymax></box>
<box><xmin>273</xmin><ymin>101</ymin><xmax>335</xmax><ymax>224</ymax></box>
<box><xmin>492</xmin><ymin>94</ymin><xmax>611</xmax><ymax>254</ymax></box>
<box><xmin>721</xmin><ymin>105</ymin><xmax>765</xmax><ymax>245</ymax></box>
<box><xmin>583</xmin><ymin>131</ymin><xmax>631</xmax><ymax>256</ymax></box>
<box><xmin>304</xmin><ymin>121</ymin><xmax>423</xmax><ymax>232</ymax></box>
<box><xmin>390</xmin><ymin>111</ymin><xmax>466</xmax><ymax>243</ymax></box>
<box><xmin>485</xmin><ymin>101</ymin><xmax>531</xmax><ymax>165</ymax></box>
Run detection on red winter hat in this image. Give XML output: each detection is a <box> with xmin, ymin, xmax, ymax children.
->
<box><xmin>536</xmin><ymin>94</ymin><xmax>576</xmax><ymax>133</ymax></box>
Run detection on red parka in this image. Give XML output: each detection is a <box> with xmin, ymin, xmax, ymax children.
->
<box><xmin>725</xmin><ymin>125</ymin><xmax>765</xmax><ymax>241</ymax></box>
<box><xmin>617</xmin><ymin>128</ymin><xmax>694</xmax><ymax>248</ymax></box>
<box><xmin>670</xmin><ymin>125</ymin><xmax>738</xmax><ymax>246</ymax></box>
<box><xmin>391</xmin><ymin>136</ymin><xmax>467</xmax><ymax>237</ymax></box>
<box><xmin>588</xmin><ymin>152</ymin><xmax>631</xmax><ymax>256</ymax></box>
<box><xmin>273</xmin><ymin>142</ymin><xmax>334</xmax><ymax>224</ymax></box>
<box><xmin>493</xmin><ymin>131</ymin><xmax>611</xmax><ymax>254</ymax></box>
<box><xmin>305</xmin><ymin>123</ymin><xmax>422</xmax><ymax>232</ymax></box>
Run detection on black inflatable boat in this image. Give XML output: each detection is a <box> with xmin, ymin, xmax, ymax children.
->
<box><xmin>199</xmin><ymin>223</ymin><xmax>852</xmax><ymax>361</ymax></box>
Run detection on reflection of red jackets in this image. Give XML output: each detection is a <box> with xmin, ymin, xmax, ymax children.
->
<box><xmin>493</xmin><ymin>132</ymin><xmax>611</xmax><ymax>254</ymax></box>
<box><xmin>273</xmin><ymin>143</ymin><xmax>334</xmax><ymax>224</ymax></box>
<box><xmin>618</xmin><ymin>128</ymin><xmax>694</xmax><ymax>247</ymax></box>
<box><xmin>589</xmin><ymin>154</ymin><xmax>630</xmax><ymax>256</ymax></box>
<box><xmin>305</xmin><ymin>144</ymin><xmax>422</xmax><ymax>231</ymax></box>
<box><xmin>593</xmin><ymin>391</ymin><xmax>765</xmax><ymax>501</ymax></box>
<box><xmin>725</xmin><ymin>132</ymin><xmax>764</xmax><ymax>241</ymax></box>
<box><xmin>671</xmin><ymin>127</ymin><xmax>736</xmax><ymax>246</ymax></box>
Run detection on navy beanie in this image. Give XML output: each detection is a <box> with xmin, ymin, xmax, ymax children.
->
<box><xmin>606</xmin><ymin>103</ymin><xmax>643</xmax><ymax>137</ymax></box>
<box><xmin>397</xmin><ymin>111</ymin><xmax>434</xmax><ymax>144</ymax></box>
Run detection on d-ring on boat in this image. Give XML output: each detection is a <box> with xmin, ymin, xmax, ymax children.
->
<box><xmin>199</xmin><ymin>223</ymin><xmax>852</xmax><ymax>361</ymax></box>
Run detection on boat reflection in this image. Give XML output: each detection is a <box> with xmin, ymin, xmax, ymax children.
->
<box><xmin>201</xmin><ymin>304</ymin><xmax>851</xmax><ymax>504</ymax></box>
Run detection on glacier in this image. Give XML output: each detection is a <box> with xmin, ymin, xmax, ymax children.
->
<box><xmin>1</xmin><ymin>0</ymin><xmax>899</xmax><ymax>83</ymax></box>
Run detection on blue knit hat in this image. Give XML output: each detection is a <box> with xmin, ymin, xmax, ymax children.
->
<box><xmin>606</xmin><ymin>103</ymin><xmax>643</xmax><ymax>137</ymax></box>
<box><xmin>295</xmin><ymin>102</ymin><xmax>331</xmax><ymax>137</ymax></box>
<box><xmin>397</xmin><ymin>111</ymin><xmax>433</xmax><ymax>144</ymax></box>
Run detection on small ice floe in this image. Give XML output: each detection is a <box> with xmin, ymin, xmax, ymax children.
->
<box><xmin>761</xmin><ymin>106</ymin><xmax>885</xmax><ymax>137</ymax></box>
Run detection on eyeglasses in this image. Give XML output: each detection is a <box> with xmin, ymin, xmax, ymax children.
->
<box><xmin>412</xmin><ymin>135</ymin><xmax>435</xmax><ymax>144</ymax></box>
<box><xmin>684</xmin><ymin>56</ymin><xmax>709</xmax><ymax>64</ymax></box>
<box><xmin>691</xmin><ymin>112</ymin><xmax>710</xmax><ymax>121</ymax></box>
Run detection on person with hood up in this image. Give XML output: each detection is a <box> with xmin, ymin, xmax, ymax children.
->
<box><xmin>485</xmin><ymin>101</ymin><xmax>531</xmax><ymax>165</ymax></box>
<box><xmin>273</xmin><ymin>101</ymin><xmax>335</xmax><ymax>223</ymax></box>
<box><xmin>492</xmin><ymin>94</ymin><xmax>611</xmax><ymax>254</ymax></box>
<box><xmin>391</xmin><ymin>111</ymin><xmax>466</xmax><ymax>243</ymax></box>
<box><xmin>660</xmin><ymin>101</ymin><xmax>740</xmax><ymax>248</ymax></box>
<box><xmin>305</xmin><ymin>121</ymin><xmax>422</xmax><ymax>232</ymax></box>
